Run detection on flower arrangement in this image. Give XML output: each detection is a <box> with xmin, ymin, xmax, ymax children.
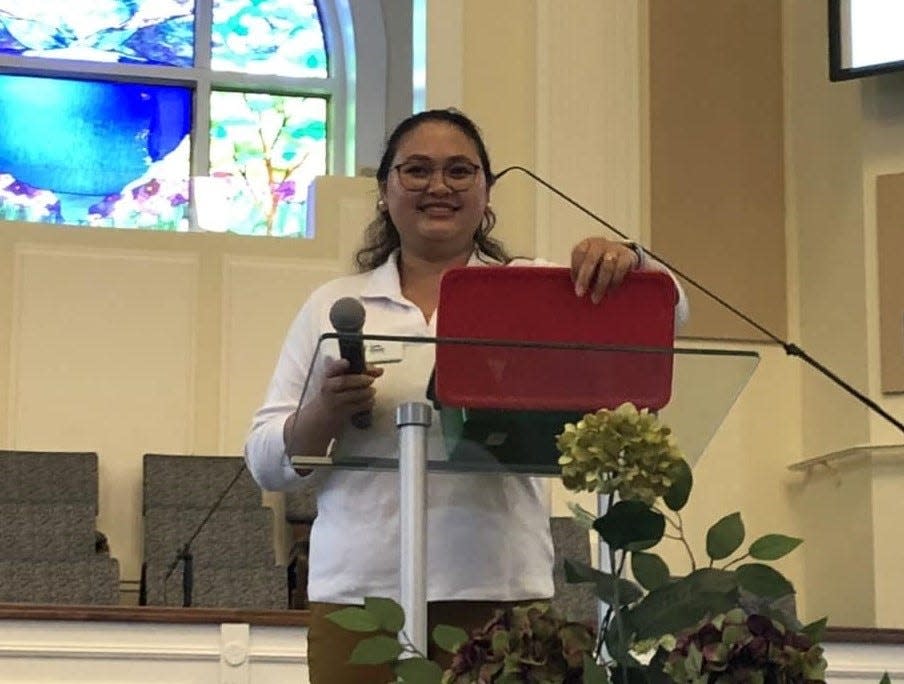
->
<box><xmin>442</xmin><ymin>602</ymin><xmax>594</xmax><ymax>683</ymax></box>
<box><xmin>329</xmin><ymin>403</ymin><xmax>828</xmax><ymax>683</ymax></box>
<box><xmin>663</xmin><ymin>608</ymin><xmax>826</xmax><ymax>682</ymax></box>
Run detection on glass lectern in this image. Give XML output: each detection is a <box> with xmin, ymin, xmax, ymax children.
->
<box><xmin>289</xmin><ymin>333</ymin><xmax>759</xmax><ymax>652</ymax></box>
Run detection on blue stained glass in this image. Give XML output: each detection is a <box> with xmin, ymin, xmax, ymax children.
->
<box><xmin>0</xmin><ymin>74</ymin><xmax>192</xmax><ymax>228</ymax></box>
<box><xmin>211</xmin><ymin>0</ymin><xmax>327</xmax><ymax>77</ymax></box>
<box><xmin>0</xmin><ymin>0</ymin><xmax>196</xmax><ymax>66</ymax></box>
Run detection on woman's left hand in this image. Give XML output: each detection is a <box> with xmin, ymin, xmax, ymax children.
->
<box><xmin>570</xmin><ymin>237</ymin><xmax>640</xmax><ymax>304</ymax></box>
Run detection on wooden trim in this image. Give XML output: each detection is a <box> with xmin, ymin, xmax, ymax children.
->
<box><xmin>2</xmin><ymin>605</ymin><xmax>902</xmax><ymax>645</ymax></box>
<box><xmin>0</xmin><ymin>603</ymin><xmax>309</xmax><ymax>627</ymax></box>
<box><xmin>825</xmin><ymin>626</ymin><xmax>904</xmax><ymax>644</ymax></box>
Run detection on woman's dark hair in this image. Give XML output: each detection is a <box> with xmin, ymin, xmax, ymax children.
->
<box><xmin>354</xmin><ymin>108</ymin><xmax>512</xmax><ymax>272</ymax></box>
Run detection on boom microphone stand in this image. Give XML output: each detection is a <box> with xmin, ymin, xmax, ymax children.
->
<box><xmin>162</xmin><ymin>462</ymin><xmax>248</xmax><ymax>607</ymax></box>
<box><xmin>495</xmin><ymin>164</ymin><xmax>904</xmax><ymax>436</ymax></box>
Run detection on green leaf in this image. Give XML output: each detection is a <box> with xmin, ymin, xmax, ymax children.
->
<box><xmin>393</xmin><ymin>657</ymin><xmax>444</xmax><ymax>683</ymax></box>
<box><xmin>432</xmin><ymin>623</ymin><xmax>468</xmax><ymax>653</ymax></box>
<box><xmin>348</xmin><ymin>635</ymin><xmax>403</xmax><ymax>665</ymax></box>
<box><xmin>583</xmin><ymin>654</ymin><xmax>611</xmax><ymax>683</ymax></box>
<box><xmin>623</xmin><ymin>568</ymin><xmax>739</xmax><ymax>640</ymax></box>
<box><xmin>491</xmin><ymin>629</ymin><xmax>511</xmax><ymax>655</ymax></box>
<box><xmin>604</xmin><ymin>620</ymin><xmax>641</xmax><ymax>667</ymax></box>
<box><xmin>706</xmin><ymin>512</ymin><xmax>745</xmax><ymax>561</ymax></box>
<box><xmin>685</xmin><ymin>643</ymin><xmax>703</xmax><ymax>676</ymax></box>
<box><xmin>735</xmin><ymin>563</ymin><xmax>795</xmax><ymax>598</ymax></box>
<box><xmin>748</xmin><ymin>534</ymin><xmax>803</xmax><ymax>561</ymax></box>
<box><xmin>663</xmin><ymin>459</ymin><xmax>693</xmax><ymax>512</ymax></box>
<box><xmin>364</xmin><ymin>596</ymin><xmax>405</xmax><ymax>633</ymax></box>
<box><xmin>801</xmin><ymin>616</ymin><xmax>828</xmax><ymax>644</ymax></box>
<box><xmin>631</xmin><ymin>552</ymin><xmax>671</xmax><ymax>591</ymax></box>
<box><xmin>564</xmin><ymin>557</ymin><xmax>644</xmax><ymax>605</ymax></box>
<box><xmin>593</xmin><ymin>500</ymin><xmax>665</xmax><ymax>551</ymax></box>
<box><xmin>497</xmin><ymin>674</ymin><xmax>524</xmax><ymax>684</ymax></box>
<box><xmin>879</xmin><ymin>674</ymin><xmax>892</xmax><ymax>684</ymax></box>
<box><xmin>567</xmin><ymin>500</ymin><xmax>597</xmax><ymax>530</ymax></box>
<box><xmin>645</xmin><ymin>647</ymin><xmax>671</xmax><ymax>679</ymax></box>
<box><xmin>325</xmin><ymin>606</ymin><xmax>380</xmax><ymax>632</ymax></box>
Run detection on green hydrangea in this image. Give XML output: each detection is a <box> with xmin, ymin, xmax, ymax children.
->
<box><xmin>556</xmin><ymin>402</ymin><xmax>684</xmax><ymax>505</ymax></box>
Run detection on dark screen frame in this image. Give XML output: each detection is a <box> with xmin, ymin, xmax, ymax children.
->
<box><xmin>829</xmin><ymin>0</ymin><xmax>904</xmax><ymax>81</ymax></box>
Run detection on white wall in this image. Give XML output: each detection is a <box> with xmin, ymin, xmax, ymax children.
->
<box><xmin>0</xmin><ymin>617</ymin><xmax>900</xmax><ymax>683</ymax></box>
<box><xmin>0</xmin><ymin>620</ymin><xmax>307</xmax><ymax>684</ymax></box>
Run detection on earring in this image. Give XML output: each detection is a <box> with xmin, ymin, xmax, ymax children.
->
<box><xmin>377</xmin><ymin>199</ymin><xmax>387</xmax><ymax>212</ymax></box>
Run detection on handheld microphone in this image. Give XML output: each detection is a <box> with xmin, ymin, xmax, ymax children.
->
<box><xmin>329</xmin><ymin>297</ymin><xmax>371</xmax><ymax>429</ymax></box>
<box><xmin>494</xmin><ymin>164</ymin><xmax>904</xmax><ymax>435</ymax></box>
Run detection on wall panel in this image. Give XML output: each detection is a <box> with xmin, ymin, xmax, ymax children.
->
<box><xmin>220</xmin><ymin>258</ymin><xmax>342</xmax><ymax>454</ymax></box>
<box><xmin>649</xmin><ymin>0</ymin><xmax>786</xmax><ymax>341</ymax></box>
<box><xmin>9</xmin><ymin>245</ymin><xmax>198</xmax><ymax>581</ymax></box>
<box><xmin>876</xmin><ymin>172</ymin><xmax>904</xmax><ymax>393</ymax></box>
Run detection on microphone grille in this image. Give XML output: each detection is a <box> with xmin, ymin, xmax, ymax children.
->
<box><xmin>329</xmin><ymin>297</ymin><xmax>366</xmax><ymax>332</ymax></box>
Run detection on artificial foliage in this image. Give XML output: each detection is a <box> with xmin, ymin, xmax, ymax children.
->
<box><xmin>442</xmin><ymin>603</ymin><xmax>595</xmax><ymax>684</ymax></box>
<box><xmin>328</xmin><ymin>403</ymin><xmax>829</xmax><ymax>683</ymax></box>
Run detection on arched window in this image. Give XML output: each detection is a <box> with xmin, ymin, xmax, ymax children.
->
<box><xmin>0</xmin><ymin>0</ymin><xmax>366</xmax><ymax>237</ymax></box>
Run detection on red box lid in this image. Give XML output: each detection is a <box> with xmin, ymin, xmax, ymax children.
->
<box><xmin>435</xmin><ymin>267</ymin><xmax>677</xmax><ymax>411</ymax></box>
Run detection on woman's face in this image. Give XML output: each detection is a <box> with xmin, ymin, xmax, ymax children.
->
<box><xmin>380</xmin><ymin>121</ymin><xmax>489</xmax><ymax>258</ymax></box>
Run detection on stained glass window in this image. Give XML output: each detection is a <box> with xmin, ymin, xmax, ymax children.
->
<box><xmin>0</xmin><ymin>0</ymin><xmax>196</xmax><ymax>67</ymax></box>
<box><xmin>0</xmin><ymin>73</ymin><xmax>192</xmax><ymax>228</ymax></box>
<box><xmin>212</xmin><ymin>0</ymin><xmax>327</xmax><ymax>77</ymax></box>
<box><xmin>203</xmin><ymin>93</ymin><xmax>326</xmax><ymax>236</ymax></box>
<box><xmin>0</xmin><ymin>0</ymin><xmax>333</xmax><ymax>237</ymax></box>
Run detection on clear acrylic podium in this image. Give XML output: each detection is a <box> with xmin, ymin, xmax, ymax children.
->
<box><xmin>290</xmin><ymin>332</ymin><xmax>759</xmax><ymax>652</ymax></box>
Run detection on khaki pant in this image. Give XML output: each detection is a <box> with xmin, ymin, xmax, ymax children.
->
<box><xmin>307</xmin><ymin>600</ymin><xmax>533</xmax><ymax>684</ymax></box>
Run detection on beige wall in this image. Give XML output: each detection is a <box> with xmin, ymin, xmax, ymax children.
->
<box><xmin>649</xmin><ymin>0</ymin><xmax>787</xmax><ymax>342</ymax></box>
<box><xmin>783</xmin><ymin>0</ymin><xmax>904</xmax><ymax>627</ymax></box>
<box><xmin>451</xmin><ymin>0</ymin><xmax>805</xmax><ymax>619</ymax></box>
<box><xmin>449</xmin><ymin>0</ymin><xmax>903</xmax><ymax>628</ymax></box>
<box><xmin>0</xmin><ymin>179</ymin><xmax>374</xmax><ymax>584</ymax></box>
<box><xmin>3</xmin><ymin>0</ymin><xmax>903</xmax><ymax>628</ymax></box>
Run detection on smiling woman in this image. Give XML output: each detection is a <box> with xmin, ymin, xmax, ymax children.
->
<box><xmin>243</xmin><ymin>108</ymin><xmax>687</xmax><ymax>683</ymax></box>
<box><xmin>356</xmin><ymin>109</ymin><xmax>508</xmax><ymax>274</ymax></box>
<box><xmin>381</xmin><ymin>121</ymin><xmax>492</xmax><ymax>283</ymax></box>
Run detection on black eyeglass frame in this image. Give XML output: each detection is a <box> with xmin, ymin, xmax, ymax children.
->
<box><xmin>391</xmin><ymin>160</ymin><xmax>483</xmax><ymax>192</ymax></box>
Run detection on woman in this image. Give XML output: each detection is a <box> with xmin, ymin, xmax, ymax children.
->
<box><xmin>245</xmin><ymin>108</ymin><xmax>687</xmax><ymax>683</ymax></box>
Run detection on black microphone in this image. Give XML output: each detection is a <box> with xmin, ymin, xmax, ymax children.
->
<box><xmin>329</xmin><ymin>297</ymin><xmax>372</xmax><ymax>429</ymax></box>
<box><xmin>494</xmin><ymin>164</ymin><xmax>904</xmax><ymax>436</ymax></box>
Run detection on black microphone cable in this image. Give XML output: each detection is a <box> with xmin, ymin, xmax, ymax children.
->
<box><xmin>495</xmin><ymin>164</ymin><xmax>904</xmax><ymax>435</ymax></box>
<box><xmin>162</xmin><ymin>460</ymin><xmax>249</xmax><ymax>607</ymax></box>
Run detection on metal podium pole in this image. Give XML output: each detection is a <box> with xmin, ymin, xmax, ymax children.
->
<box><xmin>598</xmin><ymin>492</ymin><xmax>611</xmax><ymax>629</ymax></box>
<box><xmin>396</xmin><ymin>402</ymin><xmax>431</xmax><ymax>655</ymax></box>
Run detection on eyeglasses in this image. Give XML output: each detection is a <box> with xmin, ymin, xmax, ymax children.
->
<box><xmin>392</xmin><ymin>159</ymin><xmax>482</xmax><ymax>192</ymax></box>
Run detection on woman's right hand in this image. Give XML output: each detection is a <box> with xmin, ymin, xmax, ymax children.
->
<box><xmin>283</xmin><ymin>357</ymin><xmax>384</xmax><ymax>459</ymax></box>
<box><xmin>316</xmin><ymin>356</ymin><xmax>384</xmax><ymax>424</ymax></box>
